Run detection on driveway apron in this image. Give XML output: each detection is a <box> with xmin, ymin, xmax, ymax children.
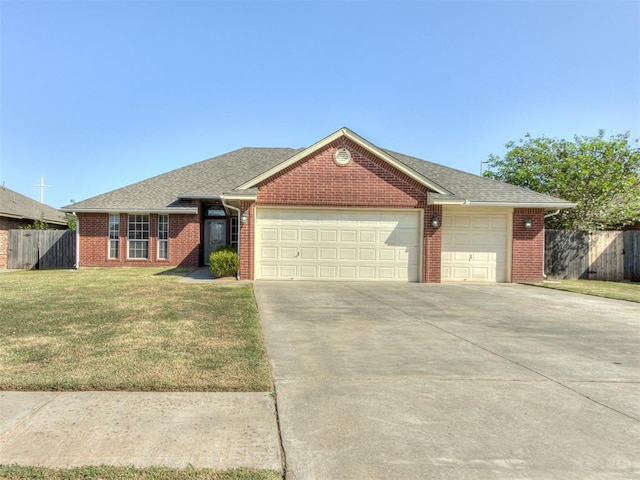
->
<box><xmin>254</xmin><ymin>281</ymin><xmax>640</xmax><ymax>480</ymax></box>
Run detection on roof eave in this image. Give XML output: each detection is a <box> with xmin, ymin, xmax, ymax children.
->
<box><xmin>222</xmin><ymin>192</ymin><xmax>258</xmax><ymax>201</ymax></box>
<box><xmin>429</xmin><ymin>200</ymin><xmax>576</xmax><ymax>209</ymax></box>
<box><xmin>61</xmin><ymin>207</ymin><xmax>199</xmax><ymax>214</ymax></box>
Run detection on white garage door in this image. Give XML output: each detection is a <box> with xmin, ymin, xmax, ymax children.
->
<box><xmin>441</xmin><ymin>211</ymin><xmax>508</xmax><ymax>282</ymax></box>
<box><xmin>256</xmin><ymin>208</ymin><xmax>420</xmax><ymax>281</ymax></box>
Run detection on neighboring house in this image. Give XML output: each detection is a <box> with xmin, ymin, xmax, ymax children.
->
<box><xmin>0</xmin><ymin>185</ymin><xmax>68</xmax><ymax>267</ymax></box>
<box><xmin>62</xmin><ymin>128</ymin><xmax>575</xmax><ymax>283</ymax></box>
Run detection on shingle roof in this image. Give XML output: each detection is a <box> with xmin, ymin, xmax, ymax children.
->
<box><xmin>64</xmin><ymin>148</ymin><xmax>301</xmax><ymax>212</ymax></box>
<box><xmin>384</xmin><ymin>149</ymin><xmax>572</xmax><ymax>206</ymax></box>
<box><xmin>63</xmin><ymin>133</ymin><xmax>573</xmax><ymax>211</ymax></box>
<box><xmin>0</xmin><ymin>186</ymin><xmax>67</xmax><ymax>224</ymax></box>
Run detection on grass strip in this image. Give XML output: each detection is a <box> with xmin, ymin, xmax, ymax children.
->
<box><xmin>0</xmin><ymin>465</ymin><xmax>281</xmax><ymax>480</ymax></box>
<box><xmin>528</xmin><ymin>279</ymin><xmax>640</xmax><ymax>303</ymax></box>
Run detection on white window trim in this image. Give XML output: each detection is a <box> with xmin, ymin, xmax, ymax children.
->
<box><xmin>108</xmin><ymin>214</ymin><xmax>119</xmax><ymax>260</ymax></box>
<box><xmin>127</xmin><ymin>214</ymin><xmax>150</xmax><ymax>260</ymax></box>
<box><xmin>158</xmin><ymin>214</ymin><xmax>169</xmax><ymax>260</ymax></box>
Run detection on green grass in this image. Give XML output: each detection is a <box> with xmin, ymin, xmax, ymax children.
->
<box><xmin>529</xmin><ymin>279</ymin><xmax>640</xmax><ymax>303</ymax></box>
<box><xmin>0</xmin><ymin>465</ymin><xmax>281</xmax><ymax>480</ymax></box>
<box><xmin>0</xmin><ymin>268</ymin><xmax>272</xmax><ymax>391</ymax></box>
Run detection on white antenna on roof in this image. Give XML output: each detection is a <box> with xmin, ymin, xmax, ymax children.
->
<box><xmin>34</xmin><ymin>177</ymin><xmax>51</xmax><ymax>203</ymax></box>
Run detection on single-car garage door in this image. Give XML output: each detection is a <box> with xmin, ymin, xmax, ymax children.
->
<box><xmin>441</xmin><ymin>209</ymin><xmax>509</xmax><ymax>282</ymax></box>
<box><xmin>255</xmin><ymin>208</ymin><xmax>420</xmax><ymax>281</ymax></box>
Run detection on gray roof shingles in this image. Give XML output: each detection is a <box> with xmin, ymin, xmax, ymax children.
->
<box><xmin>64</xmin><ymin>144</ymin><xmax>572</xmax><ymax>211</ymax></box>
<box><xmin>1</xmin><ymin>186</ymin><xmax>67</xmax><ymax>224</ymax></box>
<box><xmin>65</xmin><ymin>148</ymin><xmax>301</xmax><ymax>211</ymax></box>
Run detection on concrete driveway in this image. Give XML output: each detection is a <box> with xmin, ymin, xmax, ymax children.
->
<box><xmin>254</xmin><ymin>282</ymin><xmax>640</xmax><ymax>480</ymax></box>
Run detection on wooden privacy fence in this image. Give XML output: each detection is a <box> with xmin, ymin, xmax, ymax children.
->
<box><xmin>545</xmin><ymin>230</ymin><xmax>640</xmax><ymax>282</ymax></box>
<box><xmin>7</xmin><ymin>230</ymin><xmax>76</xmax><ymax>270</ymax></box>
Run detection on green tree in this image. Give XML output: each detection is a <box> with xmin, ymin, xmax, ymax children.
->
<box><xmin>19</xmin><ymin>212</ymin><xmax>49</xmax><ymax>230</ymax></box>
<box><xmin>65</xmin><ymin>213</ymin><xmax>77</xmax><ymax>231</ymax></box>
<box><xmin>483</xmin><ymin>131</ymin><xmax>640</xmax><ymax>230</ymax></box>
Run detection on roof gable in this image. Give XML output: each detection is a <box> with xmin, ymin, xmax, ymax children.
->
<box><xmin>236</xmin><ymin>127</ymin><xmax>450</xmax><ymax>195</ymax></box>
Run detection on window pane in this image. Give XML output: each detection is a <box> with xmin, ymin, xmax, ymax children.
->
<box><xmin>108</xmin><ymin>214</ymin><xmax>119</xmax><ymax>259</ymax></box>
<box><xmin>128</xmin><ymin>215</ymin><xmax>149</xmax><ymax>259</ymax></box>
<box><xmin>206</xmin><ymin>207</ymin><xmax>226</xmax><ymax>217</ymax></box>
<box><xmin>230</xmin><ymin>217</ymin><xmax>239</xmax><ymax>247</ymax></box>
<box><xmin>158</xmin><ymin>215</ymin><xmax>168</xmax><ymax>259</ymax></box>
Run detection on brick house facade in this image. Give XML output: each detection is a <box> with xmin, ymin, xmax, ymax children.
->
<box><xmin>64</xmin><ymin>128</ymin><xmax>574</xmax><ymax>282</ymax></box>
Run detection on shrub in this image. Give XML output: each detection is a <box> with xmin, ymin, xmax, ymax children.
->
<box><xmin>209</xmin><ymin>246</ymin><xmax>239</xmax><ymax>278</ymax></box>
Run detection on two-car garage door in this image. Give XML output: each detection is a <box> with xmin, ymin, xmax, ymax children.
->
<box><xmin>255</xmin><ymin>208</ymin><xmax>420</xmax><ymax>281</ymax></box>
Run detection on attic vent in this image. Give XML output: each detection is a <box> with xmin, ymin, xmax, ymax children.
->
<box><xmin>334</xmin><ymin>148</ymin><xmax>352</xmax><ymax>166</ymax></box>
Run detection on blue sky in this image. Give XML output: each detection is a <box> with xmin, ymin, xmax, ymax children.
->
<box><xmin>1</xmin><ymin>0</ymin><xmax>638</xmax><ymax>209</ymax></box>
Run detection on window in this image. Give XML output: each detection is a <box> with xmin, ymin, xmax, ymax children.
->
<box><xmin>230</xmin><ymin>217</ymin><xmax>239</xmax><ymax>247</ymax></box>
<box><xmin>108</xmin><ymin>214</ymin><xmax>119</xmax><ymax>259</ymax></box>
<box><xmin>206</xmin><ymin>206</ymin><xmax>227</xmax><ymax>217</ymax></box>
<box><xmin>158</xmin><ymin>215</ymin><xmax>169</xmax><ymax>260</ymax></box>
<box><xmin>128</xmin><ymin>214</ymin><xmax>149</xmax><ymax>259</ymax></box>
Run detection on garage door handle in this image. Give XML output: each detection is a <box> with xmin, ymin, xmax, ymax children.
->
<box><xmin>469</xmin><ymin>254</ymin><xmax>473</xmax><ymax>261</ymax></box>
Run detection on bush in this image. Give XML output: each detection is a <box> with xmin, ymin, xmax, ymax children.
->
<box><xmin>209</xmin><ymin>246</ymin><xmax>239</xmax><ymax>278</ymax></box>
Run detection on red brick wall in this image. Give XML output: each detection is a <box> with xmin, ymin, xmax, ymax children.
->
<box><xmin>77</xmin><ymin>212</ymin><xmax>200</xmax><ymax>267</ymax></box>
<box><xmin>238</xmin><ymin>201</ymin><xmax>255</xmax><ymax>280</ymax></box>
<box><xmin>424</xmin><ymin>205</ymin><xmax>443</xmax><ymax>283</ymax></box>
<box><xmin>512</xmin><ymin>208</ymin><xmax>545</xmax><ymax>282</ymax></box>
<box><xmin>258</xmin><ymin>139</ymin><xmax>427</xmax><ymax>208</ymax></box>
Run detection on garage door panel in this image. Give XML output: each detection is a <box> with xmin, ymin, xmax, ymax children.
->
<box><xmin>300</xmin><ymin>248</ymin><xmax>317</xmax><ymax>260</ymax></box>
<box><xmin>281</xmin><ymin>247</ymin><xmax>298</xmax><ymax>259</ymax></box>
<box><xmin>379</xmin><ymin>249</ymin><xmax>395</xmax><ymax>261</ymax></box>
<box><xmin>261</xmin><ymin>228</ymin><xmax>278</xmax><ymax>241</ymax></box>
<box><xmin>280</xmin><ymin>265</ymin><xmax>297</xmax><ymax>278</ymax></box>
<box><xmin>256</xmin><ymin>209</ymin><xmax>420</xmax><ymax>281</ymax></box>
<box><xmin>359</xmin><ymin>230</ymin><xmax>377</xmax><ymax>243</ymax></box>
<box><xmin>340</xmin><ymin>230</ymin><xmax>357</xmax><ymax>242</ymax></box>
<box><xmin>300</xmin><ymin>230</ymin><xmax>317</xmax><ymax>242</ymax></box>
<box><xmin>320</xmin><ymin>230</ymin><xmax>337</xmax><ymax>242</ymax></box>
<box><xmin>378</xmin><ymin>267</ymin><xmax>395</xmax><ymax>279</ymax></box>
<box><xmin>340</xmin><ymin>248</ymin><xmax>356</xmax><ymax>260</ymax></box>
<box><xmin>358</xmin><ymin>267</ymin><xmax>376</xmax><ymax>279</ymax></box>
<box><xmin>320</xmin><ymin>248</ymin><xmax>337</xmax><ymax>260</ymax></box>
<box><xmin>280</xmin><ymin>229</ymin><xmax>298</xmax><ymax>241</ymax></box>
<box><xmin>339</xmin><ymin>266</ymin><xmax>357</xmax><ymax>278</ymax></box>
<box><xmin>359</xmin><ymin>249</ymin><xmax>376</xmax><ymax>261</ymax></box>
<box><xmin>453</xmin><ymin>216</ymin><xmax>472</xmax><ymax>228</ymax></box>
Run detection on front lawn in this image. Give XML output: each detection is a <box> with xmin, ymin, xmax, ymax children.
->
<box><xmin>530</xmin><ymin>279</ymin><xmax>640</xmax><ymax>303</ymax></box>
<box><xmin>0</xmin><ymin>268</ymin><xmax>272</xmax><ymax>391</ymax></box>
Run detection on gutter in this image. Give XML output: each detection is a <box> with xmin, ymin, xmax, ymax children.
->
<box><xmin>220</xmin><ymin>196</ymin><xmax>241</xmax><ymax>281</ymax></box>
<box><xmin>74</xmin><ymin>213</ymin><xmax>80</xmax><ymax>269</ymax></box>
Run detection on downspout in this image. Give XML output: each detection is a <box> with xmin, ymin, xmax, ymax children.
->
<box><xmin>542</xmin><ymin>209</ymin><xmax>560</xmax><ymax>279</ymax></box>
<box><xmin>74</xmin><ymin>213</ymin><xmax>80</xmax><ymax>269</ymax></box>
<box><xmin>221</xmin><ymin>197</ymin><xmax>241</xmax><ymax>280</ymax></box>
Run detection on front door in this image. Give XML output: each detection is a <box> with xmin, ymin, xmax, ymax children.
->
<box><xmin>204</xmin><ymin>219</ymin><xmax>226</xmax><ymax>265</ymax></box>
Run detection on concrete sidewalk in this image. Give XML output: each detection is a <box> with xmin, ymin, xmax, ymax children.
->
<box><xmin>0</xmin><ymin>391</ymin><xmax>282</xmax><ymax>470</ymax></box>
